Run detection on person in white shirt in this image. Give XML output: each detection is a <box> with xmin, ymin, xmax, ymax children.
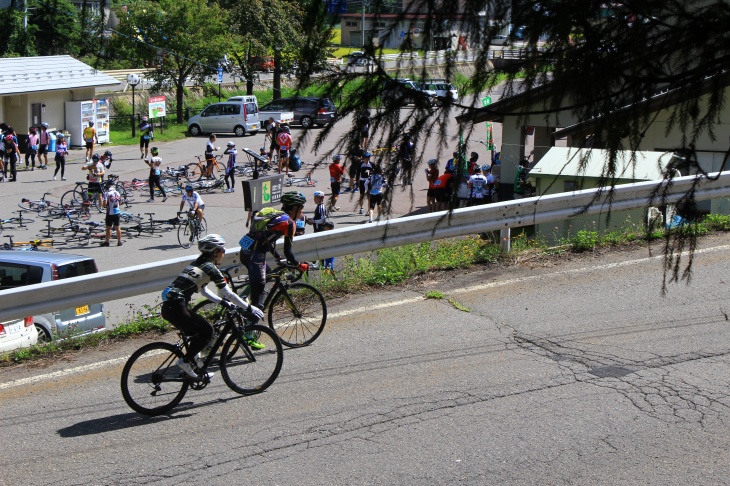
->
<box><xmin>145</xmin><ymin>146</ymin><xmax>167</xmax><ymax>202</ymax></box>
<box><xmin>467</xmin><ymin>165</ymin><xmax>489</xmax><ymax>206</ymax></box>
<box><xmin>181</xmin><ymin>185</ymin><xmax>205</xmax><ymax>221</ymax></box>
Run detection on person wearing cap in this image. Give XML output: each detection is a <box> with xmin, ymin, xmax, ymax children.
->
<box><xmin>432</xmin><ymin>168</ymin><xmax>455</xmax><ymax>211</ymax></box>
<box><xmin>267</xmin><ymin>119</ymin><xmax>281</xmax><ymax>161</ymax></box>
<box><xmin>483</xmin><ymin>165</ymin><xmax>497</xmax><ymax>203</ymax></box>
<box><xmin>328</xmin><ymin>154</ymin><xmax>345</xmax><ymax>211</ymax></box>
<box><xmin>101</xmin><ymin>180</ymin><xmax>123</xmax><ymax>247</ymax></box>
<box><xmin>398</xmin><ymin>133</ymin><xmax>414</xmax><ymax>185</ymax></box>
<box><xmin>83</xmin><ymin>120</ymin><xmax>98</xmax><ymax>162</ymax></box>
<box><xmin>144</xmin><ymin>146</ymin><xmax>167</xmax><ymax>202</ymax></box>
<box><xmin>82</xmin><ymin>153</ymin><xmax>105</xmax><ymax>207</ymax></box>
<box><xmin>138</xmin><ymin>115</ymin><xmax>153</xmax><ymax>159</ymax></box>
<box><xmin>467</xmin><ymin>164</ymin><xmax>489</xmax><ymax>206</ymax></box>
<box><xmin>53</xmin><ymin>133</ymin><xmax>68</xmax><ymax>180</ymax></box>
<box><xmin>276</xmin><ymin>124</ymin><xmax>292</xmax><ymax>175</ymax></box>
<box><xmin>223</xmin><ymin>141</ymin><xmax>237</xmax><ymax>193</ymax></box>
<box><xmin>307</xmin><ymin>191</ymin><xmax>329</xmax><ymax>232</ymax></box>
<box><xmin>468</xmin><ymin>151</ymin><xmax>480</xmax><ymax>175</ymax></box>
<box><xmin>38</xmin><ymin>123</ymin><xmax>50</xmax><ymax>169</ymax></box>
<box><xmin>24</xmin><ymin>127</ymin><xmax>38</xmax><ymax>171</ymax></box>
<box><xmin>259</xmin><ymin>146</ymin><xmax>269</xmax><ymax>169</ymax></box>
<box><xmin>204</xmin><ymin>134</ymin><xmax>220</xmax><ymax>179</ymax></box>
<box><xmin>181</xmin><ymin>185</ymin><xmax>205</xmax><ymax>222</ymax></box>
<box><xmin>426</xmin><ymin>158</ymin><xmax>440</xmax><ymax>212</ymax></box>
<box><xmin>356</xmin><ymin>152</ymin><xmax>373</xmax><ymax>214</ymax></box>
<box><xmin>367</xmin><ymin>164</ymin><xmax>386</xmax><ymax>223</ymax></box>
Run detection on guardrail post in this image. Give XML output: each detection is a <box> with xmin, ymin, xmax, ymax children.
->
<box><xmin>500</xmin><ymin>228</ymin><xmax>510</xmax><ymax>253</ymax></box>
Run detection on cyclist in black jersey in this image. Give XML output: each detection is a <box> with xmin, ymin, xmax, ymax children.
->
<box><xmin>161</xmin><ymin>234</ymin><xmax>264</xmax><ymax>379</ymax></box>
<box><xmin>239</xmin><ymin>192</ymin><xmax>309</xmax><ymax>309</ymax></box>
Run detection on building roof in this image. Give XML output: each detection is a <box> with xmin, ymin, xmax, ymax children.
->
<box><xmin>531</xmin><ymin>147</ymin><xmax>673</xmax><ymax>181</ymax></box>
<box><xmin>0</xmin><ymin>56</ymin><xmax>120</xmax><ymax>96</ymax></box>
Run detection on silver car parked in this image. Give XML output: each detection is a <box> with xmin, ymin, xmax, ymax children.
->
<box><xmin>0</xmin><ymin>251</ymin><xmax>106</xmax><ymax>343</ymax></box>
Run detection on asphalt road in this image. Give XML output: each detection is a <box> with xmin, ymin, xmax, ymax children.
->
<box><xmin>2</xmin><ymin>235</ymin><xmax>730</xmax><ymax>484</ymax></box>
<box><xmin>2</xmin><ymin>107</ymin><xmax>501</xmax><ymax>326</ymax></box>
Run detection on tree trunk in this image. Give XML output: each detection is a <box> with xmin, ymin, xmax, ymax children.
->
<box><xmin>247</xmin><ymin>78</ymin><xmax>253</xmax><ymax>95</ymax></box>
<box><xmin>273</xmin><ymin>51</ymin><xmax>282</xmax><ymax>100</ymax></box>
<box><xmin>176</xmin><ymin>82</ymin><xmax>185</xmax><ymax>124</ymax></box>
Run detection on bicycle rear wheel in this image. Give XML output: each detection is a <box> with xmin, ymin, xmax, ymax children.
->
<box><xmin>219</xmin><ymin>324</ymin><xmax>283</xmax><ymax>395</ymax></box>
<box><xmin>268</xmin><ymin>282</ymin><xmax>327</xmax><ymax>347</ymax></box>
<box><xmin>120</xmin><ymin>342</ymin><xmax>189</xmax><ymax>416</ymax></box>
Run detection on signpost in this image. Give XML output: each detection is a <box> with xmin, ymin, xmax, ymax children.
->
<box><xmin>217</xmin><ymin>67</ymin><xmax>223</xmax><ymax>102</ymax></box>
<box><xmin>241</xmin><ymin>174</ymin><xmax>285</xmax><ymax>213</ymax></box>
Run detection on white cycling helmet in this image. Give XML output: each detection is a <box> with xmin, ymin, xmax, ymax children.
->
<box><xmin>198</xmin><ymin>234</ymin><xmax>226</xmax><ymax>253</ymax></box>
<box><xmin>227</xmin><ymin>141</ymin><xmax>235</xmax><ymax>147</ymax></box>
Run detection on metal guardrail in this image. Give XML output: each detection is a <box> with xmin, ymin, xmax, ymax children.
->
<box><xmin>1</xmin><ymin>172</ymin><xmax>729</xmax><ymax>322</ymax></box>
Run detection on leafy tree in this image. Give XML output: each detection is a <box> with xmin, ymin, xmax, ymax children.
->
<box><xmin>0</xmin><ymin>5</ymin><xmax>37</xmax><ymax>57</ymax></box>
<box><xmin>27</xmin><ymin>0</ymin><xmax>80</xmax><ymax>56</ymax></box>
<box><xmin>114</xmin><ymin>0</ymin><xmax>232</xmax><ymax>122</ymax></box>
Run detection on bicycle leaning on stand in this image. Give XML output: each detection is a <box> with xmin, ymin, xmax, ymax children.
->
<box><xmin>120</xmin><ymin>301</ymin><xmax>284</xmax><ymax>416</ymax></box>
<box><xmin>193</xmin><ymin>263</ymin><xmax>327</xmax><ymax>347</ymax></box>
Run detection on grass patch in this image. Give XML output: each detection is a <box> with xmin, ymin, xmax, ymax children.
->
<box><xmin>0</xmin><ymin>306</ymin><xmax>171</xmax><ymax>367</ymax></box>
<box><xmin>424</xmin><ymin>290</ymin><xmax>444</xmax><ymax>299</ymax></box>
<box><xmin>448</xmin><ymin>298</ymin><xmax>471</xmax><ymax>312</ymax></box>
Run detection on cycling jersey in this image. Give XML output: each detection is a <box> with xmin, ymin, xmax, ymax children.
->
<box><xmin>182</xmin><ymin>191</ymin><xmax>204</xmax><ymax>209</ymax></box>
<box><xmin>55</xmin><ymin>142</ymin><xmax>68</xmax><ymax>157</ymax></box>
<box><xmin>358</xmin><ymin>161</ymin><xmax>373</xmax><ymax>180</ymax></box>
<box><xmin>240</xmin><ymin>211</ymin><xmax>297</xmax><ymax>263</ymax></box>
<box><xmin>369</xmin><ymin>173</ymin><xmax>384</xmax><ymax>195</ymax></box>
<box><xmin>468</xmin><ymin>174</ymin><xmax>488</xmax><ymax>198</ymax></box>
<box><xmin>83</xmin><ymin>126</ymin><xmax>95</xmax><ymax>142</ymax></box>
<box><xmin>104</xmin><ymin>187</ymin><xmax>121</xmax><ymax>216</ymax></box>
<box><xmin>277</xmin><ymin>132</ymin><xmax>292</xmax><ymax>151</ymax></box>
<box><xmin>205</xmin><ymin>140</ymin><xmax>215</xmax><ymax>158</ymax></box>
<box><xmin>148</xmin><ymin>156</ymin><xmax>163</xmax><ymax>175</ymax></box>
<box><xmin>85</xmin><ymin>161</ymin><xmax>104</xmax><ymax>183</ymax></box>
<box><xmin>329</xmin><ymin>162</ymin><xmax>345</xmax><ymax>182</ymax></box>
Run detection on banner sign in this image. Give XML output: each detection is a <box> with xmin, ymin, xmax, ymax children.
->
<box><xmin>148</xmin><ymin>96</ymin><xmax>166</xmax><ymax>119</ymax></box>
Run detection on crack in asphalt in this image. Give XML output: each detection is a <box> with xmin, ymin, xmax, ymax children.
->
<box><xmin>510</xmin><ymin>331</ymin><xmax>730</xmax><ymax>426</ymax></box>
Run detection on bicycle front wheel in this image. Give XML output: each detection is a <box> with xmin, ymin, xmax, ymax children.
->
<box><xmin>220</xmin><ymin>324</ymin><xmax>283</xmax><ymax>395</ymax></box>
<box><xmin>185</xmin><ymin>163</ymin><xmax>204</xmax><ymax>181</ymax></box>
<box><xmin>120</xmin><ymin>342</ymin><xmax>189</xmax><ymax>416</ymax></box>
<box><xmin>268</xmin><ymin>282</ymin><xmax>327</xmax><ymax>347</ymax></box>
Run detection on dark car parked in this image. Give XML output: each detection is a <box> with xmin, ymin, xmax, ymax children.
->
<box><xmin>258</xmin><ymin>96</ymin><xmax>337</xmax><ymax>128</ymax></box>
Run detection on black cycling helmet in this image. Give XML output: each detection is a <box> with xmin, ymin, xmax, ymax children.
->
<box><xmin>281</xmin><ymin>191</ymin><xmax>306</xmax><ymax>209</ymax></box>
<box><xmin>104</xmin><ymin>150</ymin><xmax>112</xmax><ymax>157</ymax></box>
<box><xmin>92</xmin><ymin>154</ymin><xmax>99</xmax><ymax>162</ymax></box>
<box><xmin>104</xmin><ymin>180</ymin><xmax>115</xmax><ymax>189</ymax></box>
<box><xmin>470</xmin><ymin>151</ymin><xmax>479</xmax><ymax>160</ymax></box>
<box><xmin>151</xmin><ymin>147</ymin><xmax>159</xmax><ymax>156</ymax></box>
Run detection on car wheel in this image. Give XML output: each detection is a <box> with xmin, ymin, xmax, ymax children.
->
<box><xmin>35</xmin><ymin>324</ymin><xmax>52</xmax><ymax>343</ymax></box>
<box><xmin>234</xmin><ymin>125</ymin><xmax>246</xmax><ymax>137</ymax></box>
<box><xmin>188</xmin><ymin>124</ymin><xmax>202</xmax><ymax>136</ymax></box>
<box><xmin>300</xmin><ymin>116</ymin><xmax>313</xmax><ymax>129</ymax></box>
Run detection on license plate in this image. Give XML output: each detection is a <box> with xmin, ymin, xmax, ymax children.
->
<box><xmin>75</xmin><ymin>305</ymin><xmax>90</xmax><ymax>316</ymax></box>
<box><xmin>6</xmin><ymin>323</ymin><xmax>21</xmax><ymax>334</ymax></box>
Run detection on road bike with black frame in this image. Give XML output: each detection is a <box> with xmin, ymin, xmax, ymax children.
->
<box><xmin>193</xmin><ymin>263</ymin><xmax>327</xmax><ymax>347</ymax></box>
<box><xmin>127</xmin><ymin>212</ymin><xmax>180</xmax><ymax>237</ymax></box>
<box><xmin>120</xmin><ymin>302</ymin><xmax>283</xmax><ymax>416</ymax></box>
<box><xmin>0</xmin><ymin>211</ymin><xmax>34</xmax><ymax>231</ymax></box>
<box><xmin>60</xmin><ymin>181</ymin><xmax>104</xmax><ymax>214</ymax></box>
<box><xmin>18</xmin><ymin>192</ymin><xmax>68</xmax><ymax>218</ymax></box>
<box><xmin>177</xmin><ymin>210</ymin><xmax>207</xmax><ymax>249</ymax></box>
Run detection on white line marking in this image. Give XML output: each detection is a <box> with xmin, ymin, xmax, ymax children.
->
<box><xmin>2</xmin><ymin>244</ymin><xmax>729</xmax><ymax>391</ymax></box>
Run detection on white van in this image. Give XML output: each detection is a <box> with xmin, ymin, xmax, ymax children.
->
<box><xmin>187</xmin><ymin>95</ymin><xmax>261</xmax><ymax>137</ymax></box>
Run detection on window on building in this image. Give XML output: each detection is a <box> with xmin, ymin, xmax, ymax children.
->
<box><xmin>346</xmin><ymin>21</ymin><xmax>357</xmax><ymax>27</ymax></box>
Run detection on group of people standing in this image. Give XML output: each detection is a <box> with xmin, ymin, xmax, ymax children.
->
<box><xmin>0</xmin><ymin>123</ymin><xmax>54</xmax><ymax>182</ymax></box>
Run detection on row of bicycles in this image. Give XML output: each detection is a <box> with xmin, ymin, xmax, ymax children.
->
<box><xmin>121</xmin><ymin>262</ymin><xmax>327</xmax><ymax>415</ymax></box>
